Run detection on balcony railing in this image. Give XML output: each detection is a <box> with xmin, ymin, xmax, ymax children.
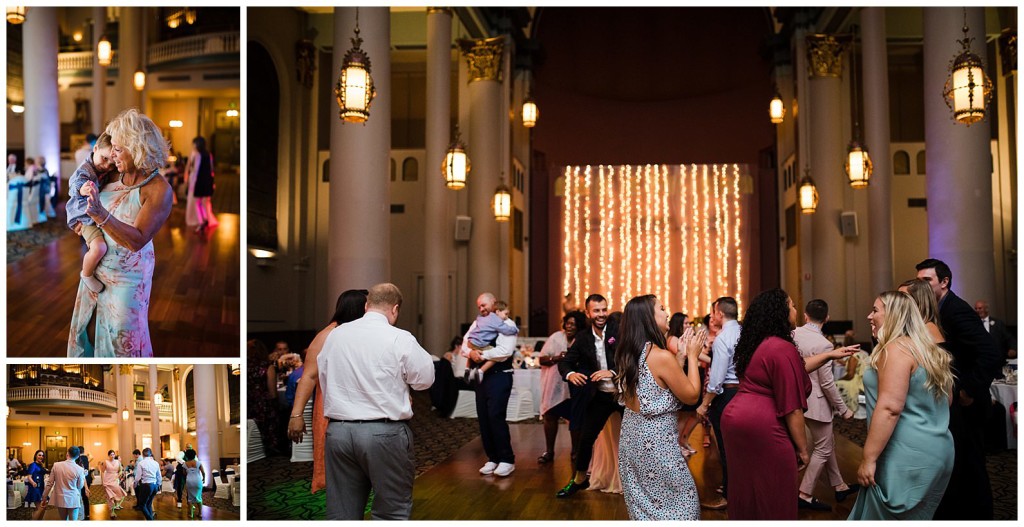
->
<box><xmin>148</xmin><ymin>31</ymin><xmax>239</xmax><ymax>66</ymax></box>
<box><xmin>57</xmin><ymin>51</ymin><xmax>119</xmax><ymax>72</ymax></box>
<box><xmin>56</xmin><ymin>31</ymin><xmax>238</xmax><ymax>74</ymax></box>
<box><xmin>134</xmin><ymin>400</ymin><xmax>174</xmax><ymax>419</ymax></box>
<box><xmin>8</xmin><ymin>385</ymin><xmax>117</xmax><ymax>409</ymax></box>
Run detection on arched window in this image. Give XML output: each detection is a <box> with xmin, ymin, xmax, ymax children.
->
<box><xmin>893</xmin><ymin>150</ymin><xmax>910</xmax><ymax>175</ymax></box>
<box><xmin>916</xmin><ymin>150</ymin><xmax>926</xmax><ymax>175</ymax></box>
<box><xmin>248</xmin><ymin>42</ymin><xmax>280</xmax><ymax>250</ymax></box>
<box><xmin>402</xmin><ymin>157</ymin><xmax>418</xmax><ymax>181</ymax></box>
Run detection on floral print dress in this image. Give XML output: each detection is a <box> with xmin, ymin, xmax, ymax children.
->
<box><xmin>68</xmin><ymin>175</ymin><xmax>156</xmax><ymax>357</ymax></box>
<box><xmin>618</xmin><ymin>343</ymin><xmax>700</xmax><ymax>520</ymax></box>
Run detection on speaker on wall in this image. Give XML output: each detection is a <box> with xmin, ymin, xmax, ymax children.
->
<box><xmin>454</xmin><ymin>215</ymin><xmax>472</xmax><ymax>241</ymax></box>
<box><xmin>840</xmin><ymin>211</ymin><xmax>859</xmax><ymax>238</ymax></box>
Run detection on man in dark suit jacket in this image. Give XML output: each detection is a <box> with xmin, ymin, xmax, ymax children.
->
<box><xmin>75</xmin><ymin>448</ymin><xmax>92</xmax><ymax>519</ymax></box>
<box><xmin>916</xmin><ymin>259</ymin><xmax>1002</xmax><ymax>520</ymax></box>
<box><xmin>974</xmin><ymin>300</ymin><xmax>1017</xmax><ymax>362</ymax></box>
<box><xmin>555</xmin><ymin>293</ymin><xmax>619</xmax><ymax>498</ymax></box>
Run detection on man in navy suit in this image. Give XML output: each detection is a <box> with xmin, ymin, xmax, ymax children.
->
<box><xmin>916</xmin><ymin>258</ymin><xmax>1002</xmax><ymax>520</ymax></box>
<box><xmin>555</xmin><ymin>293</ymin><xmax>620</xmax><ymax>498</ymax></box>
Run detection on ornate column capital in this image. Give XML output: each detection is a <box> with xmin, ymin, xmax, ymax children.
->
<box><xmin>173</xmin><ymin>367</ymin><xmax>180</xmax><ymax>381</ymax></box>
<box><xmin>426</xmin><ymin>7</ymin><xmax>452</xmax><ymax>15</ymax></box>
<box><xmin>458</xmin><ymin>36</ymin><xmax>505</xmax><ymax>82</ymax></box>
<box><xmin>999</xmin><ymin>28</ymin><xmax>1016</xmax><ymax>75</ymax></box>
<box><xmin>806</xmin><ymin>34</ymin><xmax>848</xmax><ymax>78</ymax></box>
<box><xmin>118</xmin><ymin>364</ymin><xmax>134</xmax><ymax>375</ymax></box>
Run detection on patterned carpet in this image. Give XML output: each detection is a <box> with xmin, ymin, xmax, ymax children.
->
<box><xmin>6</xmin><ymin>204</ymin><xmax>73</xmax><ymax>264</ymax></box>
<box><xmin>834</xmin><ymin>417</ymin><xmax>1017</xmax><ymax>520</ymax></box>
<box><xmin>246</xmin><ymin>390</ymin><xmax>481</xmax><ymax>520</ymax></box>
<box><xmin>6</xmin><ymin>481</ymin><xmax>239</xmax><ymax>520</ymax></box>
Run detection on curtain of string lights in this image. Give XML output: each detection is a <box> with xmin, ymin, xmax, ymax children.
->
<box><xmin>562</xmin><ymin>164</ymin><xmax>749</xmax><ymax>319</ymax></box>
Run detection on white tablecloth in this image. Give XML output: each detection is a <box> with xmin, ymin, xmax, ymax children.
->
<box><xmin>513</xmin><ymin>368</ymin><xmax>542</xmax><ymax>415</ymax></box>
<box><xmin>991</xmin><ymin>381</ymin><xmax>1017</xmax><ymax>450</ymax></box>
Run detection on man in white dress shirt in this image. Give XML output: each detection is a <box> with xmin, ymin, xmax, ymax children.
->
<box><xmin>42</xmin><ymin>446</ymin><xmax>87</xmax><ymax>520</ymax></box>
<box><xmin>319</xmin><ymin>282</ymin><xmax>435</xmax><ymax>520</ymax></box>
<box><xmin>134</xmin><ymin>447</ymin><xmax>162</xmax><ymax>520</ymax></box>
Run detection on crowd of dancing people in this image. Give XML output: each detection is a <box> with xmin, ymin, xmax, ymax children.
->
<box><xmin>8</xmin><ymin>444</ymin><xmax>210</xmax><ymax>520</ymax></box>
<box><xmin>246</xmin><ymin>255</ymin><xmax>1008</xmax><ymax>520</ymax></box>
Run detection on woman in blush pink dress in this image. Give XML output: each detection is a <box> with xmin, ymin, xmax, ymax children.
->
<box><xmin>100</xmin><ymin>450</ymin><xmax>127</xmax><ymax>517</ymax></box>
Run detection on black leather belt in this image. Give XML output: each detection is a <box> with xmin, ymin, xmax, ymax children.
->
<box><xmin>329</xmin><ymin>418</ymin><xmax>408</xmax><ymax>423</ymax></box>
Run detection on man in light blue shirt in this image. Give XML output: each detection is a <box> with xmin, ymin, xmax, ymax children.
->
<box><xmin>696</xmin><ymin>297</ymin><xmax>740</xmax><ymax>510</ymax></box>
<box><xmin>134</xmin><ymin>448</ymin><xmax>162</xmax><ymax>520</ymax></box>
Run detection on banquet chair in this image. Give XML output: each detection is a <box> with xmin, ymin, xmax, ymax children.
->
<box><xmin>214</xmin><ymin>471</ymin><xmax>230</xmax><ymax>500</ymax></box>
<box><xmin>290</xmin><ymin>399</ymin><xmax>314</xmax><ymax>462</ymax></box>
<box><xmin>247</xmin><ymin>419</ymin><xmax>266</xmax><ymax>462</ymax></box>
<box><xmin>506</xmin><ymin>388</ymin><xmax>536</xmax><ymax>422</ymax></box>
<box><xmin>7</xmin><ymin>177</ymin><xmax>31</xmax><ymax>231</ymax></box>
<box><xmin>450</xmin><ymin>390</ymin><xmax>477</xmax><ymax>419</ymax></box>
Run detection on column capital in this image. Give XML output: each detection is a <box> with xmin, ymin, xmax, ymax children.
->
<box><xmin>999</xmin><ymin>28</ymin><xmax>1016</xmax><ymax>75</ymax></box>
<box><xmin>458</xmin><ymin>36</ymin><xmax>505</xmax><ymax>82</ymax></box>
<box><xmin>118</xmin><ymin>364</ymin><xmax>134</xmax><ymax>375</ymax></box>
<box><xmin>806</xmin><ymin>34</ymin><xmax>849</xmax><ymax>78</ymax></box>
<box><xmin>173</xmin><ymin>367</ymin><xmax>180</xmax><ymax>381</ymax></box>
<box><xmin>426</xmin><ymin>7</ymin><xmax>453</xmax><ymax>15</ymax></box>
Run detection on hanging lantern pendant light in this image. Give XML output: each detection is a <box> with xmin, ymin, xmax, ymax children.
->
<box><xmin>6</xmin><ymin>6</ymin><xmax>26</xmax><ymax>24</ymax></box>
<box><xmin>845</xmin><ymin>25</ymin><xmax>872</xmax><ymax>189</ymax></box>
<box><xmin>493</xmin><ymin>178</ymin><xmax>512</xmax><ymax>222</ymax></box>
<box><xmin>443</xmin><ymin>125</ymin><xmax>471</xmax><ymax>190</ymax></box>
<box><xmin>769</xmin><ymin>92</ymin><xmax>785</xmax><ymax>124</ymax></box>
<box><xmin>335</xmin><ymin>8</ymin><xmax>377</xmax><ymax>124</ymax></box>
<box><xmin>942</xmin><ymin>8</ymin><xmax>993</xmax><ymax>126</ymax></box>
<box><xmin>798</xmin><ymin>168</ymin><xmax>819</xmax><ymax>214</ymax></box>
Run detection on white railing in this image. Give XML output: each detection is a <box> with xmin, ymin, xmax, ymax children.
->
<box><xmin>148</xmin><ymin>31</ymin><xmax>239</xmax><ymax>66</ymax></box>
<box><xmin>57</xmin><ymin>51</ymin><xmax>119</xmax><ymax>72</ymax></box>
<box><xmin>7</xmin><ymin>386</ymin><xmax>117</xmax><ymax>408</ymax></box>
<box><xmin>134</xmin><ymin>400</ymin><xmax>174</xmax><ymax>418</ymax></box>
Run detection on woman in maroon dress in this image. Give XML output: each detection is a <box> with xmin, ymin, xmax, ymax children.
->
<box><xmin>721</xmin><ymin>288</ymin><xmax>812</xmax><ymax>519</ymax></box>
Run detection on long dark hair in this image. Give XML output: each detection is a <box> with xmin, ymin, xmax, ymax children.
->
<box><xmin>33</xmin><ymin>449</ymin><xmax>45</xmax><ymax>464</ymax></box>
<box><xmin>193</xmin><ymin>136</ymin><xmax>207</xmax><ymax>154</ymax></box>
<box><xmin>734</xmin><ymin>288</ymin><xmax>796</xmax><ymax>379</ymax></box>
<box><xmin>614</xmin><ymin>295</ymin><xmax>668</xmax><ymax>403</ymax></box>
<box><xmin>668</xmin><ymin>312</ymin><xmax>688</xmax><ymax>338</ymax></box>
<box><xmin>329</xmin><ymin>289</ymin><xmax>369</xmax><ymax>326</ymax></box>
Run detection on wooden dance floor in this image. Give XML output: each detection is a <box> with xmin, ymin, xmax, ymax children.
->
<box><xmin>6</xmin><ymin>170</ymin><xmax>240</xmax><ymax>357</ymax></box>
<box><xmin>26</xmin><ymin>488</ymin><xmax>239</xmax><ymax>521</ymax></box>
<box><xmin>411</xmin><ymin>421</ymin><xmax>865</xmax><ymax>520</ymax></box>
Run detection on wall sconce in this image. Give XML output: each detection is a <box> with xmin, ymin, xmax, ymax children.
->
<box><xmin>493</xmin><ymin>182</ymin><xmax>512</xmax><ymax>222</ymax></box>
<box><xmin>169</xmin><ymin>120</ymin><xmax>183</xmax><ymax>128</ymax></box>
<box><xmin>769</xmin><ymin>93</ymin><xmax>785</xmax><ymax>124</ymax></box>
<box><xmin>250</xmin><ymin>248</ymin><xmax>277</xmax><ymax>267</ymax></box>
<box><xmin>97</xmin><ymin>34</ymin><xmax>113</xmax><ymax>67</ymax></box>
<box><xmin>335</xmin><ymin>8</ymin><xmax>376</xmax><ymax>123</ymax></box>
<box><xmin>73</xmin><ymin>30</ymin><xmax>83</xmax><ymax>42</ymax></box>
<box><xmin>798</xmin><ymin>169</ymin><xmax>819</xmax><ymax>215</ymax></box>
<box><xmin>443</xmin><ymin>125</ymin><xmax>470</xmax><ymax>190</ymax></box>
<box><xmin>11</xmin><ymin>104</ymin><xmax>25</xmax><ymax>114</ymax></box>
<box><xmin>6</xmin><ymin>6</ymin><xmax>25</xmax><ymax>24</ymax></box>
<box><xmin>133</xmin><ymin>69</ymin><xmax>146</xmax><ymax>91</ymax></box>
<box><xmin>226</xmin><ymin>109</ymin><xmax>239</xmax><ymax>117</ymax></box>
<box><xmin>943</xmin><ymin>8</ymin><xmax>993</xmax><ymax>126</ymax></box>
<box><xmin>231</xmin><ymin>364</ymin><xmax>240</xmax><ymax>376</ymax></box>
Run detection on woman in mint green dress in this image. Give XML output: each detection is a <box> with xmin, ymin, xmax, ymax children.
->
<box><xmin>849</xmin><ymin>291</ymin><xmax>955</xmax><ymax>520</ymax></box>
<box><xmin>67</xmin><ymin>108</ymin><xmax>173</xmax><ymax>357</ymax></box>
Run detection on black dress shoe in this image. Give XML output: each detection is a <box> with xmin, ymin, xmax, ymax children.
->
<box><xmin>556</xmin><ymin>479</ymin><xmax>589</xmax><ymax>498</ymax></box>
<box><xmin>835</xmin><ymin>484</ymin><xmax>861</xmax><ymax>503</ymax></box>
<box><xmin>798</xmin><ymin>497</ymin><xmax>832</xmax><ymax>512</ymax></box>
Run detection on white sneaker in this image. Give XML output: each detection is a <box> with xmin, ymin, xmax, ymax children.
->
<box><xmin>476</xmin><ymin>369</ymin><xmax>484</xmax><ymax>383</ymax></box>
<box><xmin>479</xmin><ymin>461</ymin><xmax>498</xmax><ymax>475</ymax></box>
<box><xmin>494</xmin><ymin>462</ymin><xmax>515</xmax><ymax>477</ymax></box>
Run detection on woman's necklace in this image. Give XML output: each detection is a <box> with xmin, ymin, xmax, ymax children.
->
<box><xmin>120</xmin><ymin>169</ymin><xmax>159</xmax><ymax>190</ymax></box>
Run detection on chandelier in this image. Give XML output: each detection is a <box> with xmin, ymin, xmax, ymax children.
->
<box><xmin>942</xmin><ymin>8</ymin><xmax>993</xmax><ymax>126</ymax></box>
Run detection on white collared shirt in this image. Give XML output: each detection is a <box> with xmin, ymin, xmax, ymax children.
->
<box><xmin>319</xmin><ymin>311</ymin><xmax>435</xmax><ymax>421</ymax></box>
<box><xmin>135</xmin><ymin>457</ymin><xmax>162</xmax><ymax>485</ymax></box>
<box><xmin>593</xmin><ymin>327</ymin><xmax>615</xmax><ymax>393</ymax></box>
<box><xmin>982</xmin><ymin>317</ymin><xmax>991</xmax><ymax>332</ymax></box>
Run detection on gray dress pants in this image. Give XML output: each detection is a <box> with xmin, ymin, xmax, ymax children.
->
<box><xmin>325</xmin><ymin>420</ymin><xmax>415</xmax><ymax>520</ymax></box>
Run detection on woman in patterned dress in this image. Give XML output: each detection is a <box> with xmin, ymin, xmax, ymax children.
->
<box><xmin>68</xmin><ymin>108</ymin><xmax>173</xmax><ymax>357</ymax></box>
<box><xmin>615</xmin><ymin>294</ymin><xmax>706</xmax><ymax>520</ymax></box>
<box><xmin>100</xmin><ymin>450</ymin><xmax>127</xmax><ymax>517</ymax></box>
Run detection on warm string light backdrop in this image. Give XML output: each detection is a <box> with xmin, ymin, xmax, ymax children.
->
<box><xmin>562</xmin><ymin>164</ymin><xmax>750</xmax><ymax>319</ymax></box>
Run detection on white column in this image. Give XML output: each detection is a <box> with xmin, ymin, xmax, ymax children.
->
<box><xmin>24</xmin><ymin>7</ymin><xmax>60</xmax><ymax>181</ymax></box>
<box><xmin>92</xmin><ymin>7</ymin><xmax>107</xmax><ymax>134</ymax></box>
<box><xmin>193</xmin><ymin>365</ymin><xmax>220</xmax><ymax>477</ymax></box>
<box><xmin>118</xmin><ymin>7</ymin><xmax>143</xmax><ymax>110</ymax></box>
<box><xmin>862</xmin><ymin>7</ymin><xmax>894</xmax><ymax>293</ymax></box>
<box><xmin>423</xmin><ymin>8</ymin><xmax>453</xmax><ymax>356</ymax></box>
<box><xmin>327</xmin><ymin>7</ymin><xmax>392</xmax><ymax>312</ymax></box>
<box><xmin>806</xmin><ymin>35</ymin><xmax>848</xmax><ymax>318</ymax></box>
<box><xmin>115</xmin><ymin>366</ymin><xmax>134</xmax><ymax>457</ymax></box>
<box><xmin>148</xmin><ymin>366</ymin><xmax>160</xmax><ymax>457</ymax></box>
<box><xmin>923</xmin><ymin>7</ymin><xmax>995</xmax><ymax>302</ymax></box>
<box><xmin>460</xmin><ymin>37</ymin><xmax>505</xmax><ymax>311</ymax></box>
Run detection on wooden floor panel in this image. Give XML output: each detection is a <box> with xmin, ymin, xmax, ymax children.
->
<box><xmin>411</xmin><ymin>420</ymin><xmax>865</xmax><ymax>520</ymax></box>
<box><xmin>6</xmin><ymin>171</ymin><xmax>240</xmax><ymax>358</ymax></box>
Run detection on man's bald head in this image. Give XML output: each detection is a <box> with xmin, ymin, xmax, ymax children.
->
<box><xmin>476</xmin><ymin>292</ymin><xmax>496</xmax><ymax>316</ymax></box>
<box><xmin>366</xmin><ymin>283</ymin><xmax>403</xmax><ymax>325</ymax></box>
<box><xmin>974</xmin><ymin>300</ymin><xmax>989</xmax><ymax>319</ymax></box>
